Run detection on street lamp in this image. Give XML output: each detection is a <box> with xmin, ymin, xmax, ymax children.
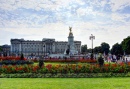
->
<box><xmin>38</xmin><ymin>48</ymin><xmax>39</xmax><ymax>56</ymax></box>
<box><xmin>43</xmin><ymin>45</ymin><xmax>45</xmax><ymax>58</ymax></box>
<box><xmin>89</xmin><ymin>34</ymin><xmax>95</xmax><ymax>59</ymax></box>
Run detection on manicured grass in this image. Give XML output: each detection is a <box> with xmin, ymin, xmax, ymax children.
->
<box><xmin>34</xmin><ymin>62</ymin><xmax>116</xmax><ymax>66</ymax></box>
<box><xmin>34</xmin><ymin>62</ymin><xmax>87</xmax><ymax>66</ymax></box>
<box><xmin>0</xmin><ymin>78</ymin><xmax>130</xmax><ymax>89</ymax></box>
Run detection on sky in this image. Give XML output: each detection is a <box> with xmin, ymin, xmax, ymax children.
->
<box><xmin>0</xmin><ymin>0</ymin><xmax>130</xmax><ymax>48</ymax></box>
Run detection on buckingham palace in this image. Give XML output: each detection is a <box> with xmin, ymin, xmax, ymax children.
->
<box><xmin>10</xmin><ymin>28</ymin><xmax>81</xmax><ymax>57</ymax></box>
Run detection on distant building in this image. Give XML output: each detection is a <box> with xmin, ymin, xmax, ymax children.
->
<box><xmin>0</xmin><ymin>45</ymin><xmax>11</xmax><ymax>56</ymax></box>
<box><xmin>10</xmin><ymin>28</ymin><xmax>81</xmax><ymax>57</ymax></box>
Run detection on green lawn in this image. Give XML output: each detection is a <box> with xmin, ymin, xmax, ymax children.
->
<box><xmin>34</xmin><ymin>62</ymin><xmax>88</xmax><ymax>66</ymax></box>
<box><xmin>0</xmin><ymin>78</ymin><xmax>130</xmax><ymax>89</ymax></box>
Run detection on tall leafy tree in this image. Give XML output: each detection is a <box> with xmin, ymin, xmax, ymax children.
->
<box><xmin>81</xmin><ymin>44</ymin><xmax>87</xmax><ymax>54</ymax></box>
<box><xmin>94</xmin><ymin>46</ymin><xmax>102</xmax><ymax>53</ymax></box>
<box><xmin>87</xmin><ymin>48</ymin><xmax>92</xmax><ymax>53</ymax></box>
<box><xmin>101</xmin><ymin>42</ymin><xmax>110</xmax><ymax>55</ymax></box>
<box><xmin>111</xmin><ymin>43</ymin><xmax>123</xmax><ymax>55</ymax></box>
<box><xmin>0</xmin><ymin>46</ymin><xmax>3</xmax><ymax>56</ymax></box>
<box><xmin>0</xmin><ymin>46</ymin><xmax>2</xmax><ymax>51</ymax></box>
<box><xmin>121</xmin><ymin>36</ymin><xmax>130</xmax><ymax>54</ymax></box>
<box><xmin>20</xmin><ymin>53</ymin><xmax>24</xmax><ymax>60</ymax></box>
<box><xmin>66</xmin><ymin>49</ymin><xmax>70</xmax><ymax>55</ymax></box>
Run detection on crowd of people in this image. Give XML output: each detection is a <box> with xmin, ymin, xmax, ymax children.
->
<box><xmin>96</xmin><ymin>53</ymin><xmax>129</xmax><ymax>63</ymax></box>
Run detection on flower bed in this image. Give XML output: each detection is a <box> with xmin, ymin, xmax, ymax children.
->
<box><xmin>0</xmin><ymin>56</ymin><xmax>32</xmax><ymax>65</ymax></box>
<box><xmin>1</xmin><ymin>63</ymin><xmax>130</xmax><ymax>74</ymax></box>
<box><xmin>32</xmin><ymin>58</ymin><xmax>97</xmax><ymax>63</ymax></box>
<box><xmin>0</xmin><ymin>56</ymin><xmax>97</xmax><ymax>63</ymax></box>
<box><xmin>0</xmin><ymin>56</ymin><xmax>26</xmax><ymax>60</ymax></box>
<box><xmin>0</xmin><ymin>60</ymin><xmax>33</xmax><ymax>65</ymax></box>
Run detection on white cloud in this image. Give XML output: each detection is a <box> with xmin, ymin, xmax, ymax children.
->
<box><xmin>0</xmin><ymin>0</ymin><xmax>130</xmax><ymax>49</ymax></box>
<box><xmin>111</xmin><ymin>13</ymin><xmax>130</xmax><ymax>23</ymax></box>
<box><xmin>2</xmin><ymin>22</ymin><xmax>68</xmax><ymax>37</ymax></box>
<box><xmin>1</xmin><ymin>0</ymin><xmax>129</xmax><ymax>13</ymax></box>
<box><xmin>76</xmin><ymin>7</ymin><xmax>87</xmax><ymax>16</ymax></box>
<box><xmin>100</xmin><ymin>0</ymin><xmax>107</xmax><ymax>7</ymax></box>
<box><xmin>0</xmin><ymin>0</ymin><xmax>78</xmax><ymax>11</ymax></box>
<box><xmin>111</xmin><ymin>13</ymin><xmax>125</xmax><ymax>22</ymax></box>
<box><xmin>109</xmin><ymin>0</ymin><xmax>130</xmax><ymax>12</ymax></box>
<box><xmin>1</xmin><ymin>20</ymin><xmax>130</xmax><ymax>48</ymax></box>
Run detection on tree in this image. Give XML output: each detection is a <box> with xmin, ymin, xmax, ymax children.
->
<box><xmin>0</xmin><ymin>46</ymin><xmax>2</xmax><ymax>51</ymax></box>
<box><xmin>101</xmin><ymin>42</ymin><xmax>110</xmax><ymax>55</ymax></box>
<box><xmin>20</xmin><ymin>53</ymin><xmax>24</xmax><ymax>60</ymax></box>
<box><xmin>111</xmin><ymin>43</ymin><xmax>123</xmax><ymax>55</ymax></box>
<box><xmin>87</xmin><ymin>48</ymin><xmax>92</xmax><ymax>53</ymax></box>
<box><xmin>81</xmin><ymin>44</ymin><xmax>87</xmax><ymax>54</ymax></box>
<box><xmin>94</xmin><ymin>46</ymin><xmax>102</xmax><ymax>54</ymax></box>
<box><xmin>66</xmin><ymin>49</ymin><xmax>70</xmax><ymax>55</ymax></box>
<box><xmin>121</xmin><ymin>36</ymin><xmax>130</xmax><ymax>54</ymax></box>
<box><xmin>0</xmin><ymin>46</ymin><xmax>2</xmax><ymax>56</ymax></box>
<box><xmin>98</xmin><ymin>53</ymin><xmax>104</xmax><ymax>67</ymax></box>
<box><xmin>39</xmin><ymin>58</ymin><xmax>44</xmax><ymax>68</ymax></box>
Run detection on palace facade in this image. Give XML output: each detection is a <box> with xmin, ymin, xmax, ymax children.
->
<box><xmin>10</xmin><ymin>29</ymin><xmax>81</xmax><ymax>57</ymax></box>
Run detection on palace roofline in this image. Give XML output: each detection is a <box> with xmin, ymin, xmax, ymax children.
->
<box><xmin>11</xmin><ymin>38</ymin><xmax>81</xmax><ymax>43</ymax></box>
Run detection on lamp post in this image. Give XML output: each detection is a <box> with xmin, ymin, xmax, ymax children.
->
<box><xmin>38</xmin><ymin>48</ymin><xmax>39</xmax><ymax>57</ymax></box>
<box><xmin>43</xmin><ymin>45</ymin><xmax>45</xmax><ymax>58</ymax></box>
<box><xmin>21</xmin><ymin>41</ymin><xmax>22</xmax><ymax>56</ymax></box>
<box><xmin>89</xmin><ymin>34</ymin><xmax>95</xmax><ymax>59</ymax></box>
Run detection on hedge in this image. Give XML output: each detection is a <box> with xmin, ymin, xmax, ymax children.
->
<box><xmin>0</xmin><ymin>73</ymin><xmax>130</xmax><ymax>78</ymax></box>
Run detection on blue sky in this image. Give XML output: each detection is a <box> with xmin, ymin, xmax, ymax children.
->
<box><xmin>0</xmin><ymin>0</ymin><xmax>130</xmax><ymax>48</ymax></box>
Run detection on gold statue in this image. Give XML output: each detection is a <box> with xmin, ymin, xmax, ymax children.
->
<box><xmin>69</xmin><ymin>27</ymin><xmax>72</xmax><ymax>32</ymax></box>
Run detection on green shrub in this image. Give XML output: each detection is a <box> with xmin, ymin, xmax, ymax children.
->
<box><xmin>0</xmin><ymin>60</ymin><xmax>33</xmax><ymax>65</ymax></box>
